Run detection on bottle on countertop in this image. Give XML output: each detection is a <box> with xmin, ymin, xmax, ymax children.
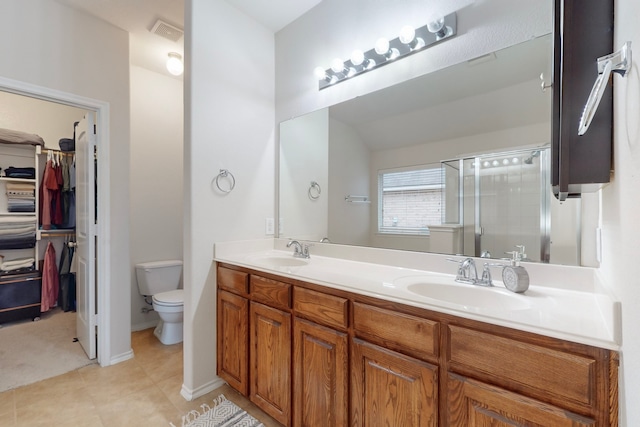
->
<box><xmin>502</xmin><ymin>247</ymin><xmax>529</xmax><ymax>293</ymax></box>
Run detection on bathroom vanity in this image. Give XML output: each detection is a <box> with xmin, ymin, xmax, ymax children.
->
<box><xmin>214</xmin><ymin>241</ymin><xmax>619</xmax><ymax>427</ymax></box>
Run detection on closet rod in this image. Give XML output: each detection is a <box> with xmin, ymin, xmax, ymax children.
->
<box><xmin>39</xmin><ymin>231</ymin><xmax>76</xmax><ymax>238</ymax></box>
<box><xmin>40</xmin><ymin>148</ymin><xmax>74</xmax><ymax>156</ymax></box>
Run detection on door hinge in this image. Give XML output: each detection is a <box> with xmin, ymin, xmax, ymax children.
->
<box><xmin>92</xmin><ymin>313</ymin><xmax>99</xmax><ymax>325</ymax></box>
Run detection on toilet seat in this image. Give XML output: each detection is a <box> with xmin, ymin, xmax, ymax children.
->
<box><xmin>153</xmin><ymin>289</ymin><xmax>183</xmax><ymax>307</ymax></box>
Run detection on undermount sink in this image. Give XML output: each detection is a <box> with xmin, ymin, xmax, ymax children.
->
<box><xmin>395</xmin><ymin>276</ymin><xmax>531</xmax><ymax>311</ymax></box>
<box><xmin>251</xmin><ymin>255</ymin><xmax>309</xmax><ymax>268</ymax></box>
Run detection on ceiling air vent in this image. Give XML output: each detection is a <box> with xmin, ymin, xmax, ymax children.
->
<box><xmin>150</xmin><ymin>19</ymin><xmax>184</xmax><ymax>43</ymax></box>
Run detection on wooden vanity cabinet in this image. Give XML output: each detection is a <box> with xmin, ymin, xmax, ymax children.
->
<box><xmin>216</xmin><ymin>268</ymin><xmax>249</xmax><ymax>395</ymax></box>
<box><xmin>292</xmin><ymin>286</ymin><xmax>349</xmax><ymax>427</ymax></box>
<box><xmin>250</xmin><ymin>301</ymin><xmax>291</xmax><ymax>426</ymax></box>
<box><xmin>446</xmin><ymin>373</ymin><xmax>596</xmax><ymax>426</ymax></box>
<box><xmin>351</xmin><ymin>338</ymin><xmax>438</xmax><ymax>426</ymax></box>
<box><xmin>216</xmin><ymin>264</ymin><xmax>618</xmax><ymax>427</ymax></box>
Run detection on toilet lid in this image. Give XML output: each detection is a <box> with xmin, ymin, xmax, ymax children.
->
<box><xmin>153</xmin><ymin>289</ymin><xmax>183</xmax><ymax>306</ymax></box>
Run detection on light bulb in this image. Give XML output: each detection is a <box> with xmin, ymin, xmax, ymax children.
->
<box><xmin>351</xmin><ymin>49</ymin><xmax>365</xmax><ymax>66</ymax></box>
<box><xmin>512</xmin><ymin>158</ymin><xmax>520</xmax><ymax>164</ymax></box>
<box><xmin>314</xmin><ymin>66</ymin><xmax>327</xmax><ymax>80</ymax></box>
<box><xmin>166</xmin><ymin>52</ymin><xmax>183</xmax><ymax>76</ymax></box>
<box><xmin>375</xmin><ymin>38</ymin><xmax>390</xmax><ymax>55</ymax></box>
<box><xmin>492</xmin><ymin>160</ymin><xmax>499</xmax><ymax>167</ymax></box>
<box><xmin>331</xmin><ymin>58</ymin><xmax>345</xmax><ymax>73</ymax></box>
<box><xmin>399</xmin><ymin>26</ymin><xmax>416</xmax><ymax>44</ymax></box>
<box><xmin>503</xmin><ymin>159</ymin><xmax>510</xmax><ymax>165</ymax></box>
<box><xmin>427</xmin><ymin>16</ymin><xmax>450</xmax><ymax>39</ymax></box>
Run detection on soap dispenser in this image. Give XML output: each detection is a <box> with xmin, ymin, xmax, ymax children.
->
<box><xmin>502</xmin><ymin>250</ymin><xmax>530</xmax><ymax>293</ymax></box>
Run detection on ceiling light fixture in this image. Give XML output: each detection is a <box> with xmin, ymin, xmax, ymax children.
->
<box><xmin>313</xmin><ymin>12</ymin><xmax>457</xmax><ymax>90</ymax></box>
<box><xmin>166</xmin><ymin>52</ymin><xmax>184</xmax><ymax>76</ymax></box>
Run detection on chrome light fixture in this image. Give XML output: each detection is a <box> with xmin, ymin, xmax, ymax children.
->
<box><xmin>314</xmin><ymin>12</ymin><xmax>457</xmax><ymax>90</ymax></box>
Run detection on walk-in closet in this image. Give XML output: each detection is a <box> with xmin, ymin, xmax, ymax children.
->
<box><xmin>0</xmin><ymin>90</ymin><xmax>94</xmax><ymax>391</ymax></box>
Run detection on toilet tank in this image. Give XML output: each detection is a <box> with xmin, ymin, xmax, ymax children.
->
<box><xmin>135</xmin><ymin>260</ymin><xmax>183</xmax><ymax>296</ymax></box>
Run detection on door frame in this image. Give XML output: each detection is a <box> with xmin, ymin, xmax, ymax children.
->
<box><xmin>0</xmin><ymin>75</ymin><xmax>111</xmax><ymax>366</ymax></box>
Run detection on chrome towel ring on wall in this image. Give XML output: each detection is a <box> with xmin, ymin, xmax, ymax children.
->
<box><xmin>214</xmin><ymin>169</ymin><xmax>236</xmax><ymax>193</ymax></box>
<box><xmin>308</xmin><ymin>181</ymin><xmax>321</xmax><ymax>200</ymax></box>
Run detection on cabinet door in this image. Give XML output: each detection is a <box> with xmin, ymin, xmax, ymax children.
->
<box><xmin>250</xmin><ymin>301</ymin><xmax>291</xmax><ymax>426</ymax></box>
<box><xmin>293</xmin><ymin>317</ymin><xmax>348</xmax><ymax>427</ymax></box>
<box><xmin>351</xmin><ymin>338</ymin><xmax>438</xmax><ymax>427</ymax></box>
<box><xmin>447</xmin><ymin>373</ymin><xmax>595</xmax><ymax>426</ymax></box>
<box><xmin>217</xmin><ymin>290</ymin><xmax>248</xmax><ymax>395</ymax></box>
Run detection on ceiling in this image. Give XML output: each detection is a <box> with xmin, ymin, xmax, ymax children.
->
<box><xmin>54</xmin><ymin>0</ymin><xmax>321</xmax><ymax>79</ymax></box>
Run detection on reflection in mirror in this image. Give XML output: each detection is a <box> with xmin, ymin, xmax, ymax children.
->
<box><xmin>279</xmin><ymin>34</ymin><xmax>583</xmax><ymax>266</ymax></box>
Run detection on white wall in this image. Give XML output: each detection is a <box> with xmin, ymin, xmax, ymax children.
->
<box><xmin>184</xmin><ymin>0</ymin><xmax>275</xmax><ymax>397</ymax></box>
<box><xmin>600</xmin><ymin>0</ymin><xmax>640</xmax><ymax>424</ymax></box>
<box><xmin>328</xmin><ymin>118</ymin><xmax>370</xmax><ymax>246</ymax></box>
<box><xmin>0</xmin><ymin>0</ymin><xmax>131</xmax><ymax>364</ymax></box>
<box><xmin>129</xmin><ymin>65</ymin><xmax>184</xmax><ymax>330</ymax></box>
<box><xmin>279</xmin><ymin>108</ymin><xmax>328</xmax><ymax>240</ymax></box>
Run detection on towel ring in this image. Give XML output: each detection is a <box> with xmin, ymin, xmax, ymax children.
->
<box><xmin>308</xmin><ymin>181</ymin><xmax>321</xmax><ymax>200</ymax></box>
<box><xmin>215</xmin><ymin>169</ymin><xmax>236</xmax><ymax>193</ymax></box>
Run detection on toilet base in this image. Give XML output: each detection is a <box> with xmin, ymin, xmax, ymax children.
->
<box><xmin>154</xmin><ymin>320</ymin><xmax>183</xmax><ymax>345</ymax></box>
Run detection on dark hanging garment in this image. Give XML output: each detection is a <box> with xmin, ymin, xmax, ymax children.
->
<box><xmin>58</xmin><ymin>243</ymin><xmax>75</xmax><ymax>312</ymax></box>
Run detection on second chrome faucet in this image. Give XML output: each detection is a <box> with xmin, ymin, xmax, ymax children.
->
<box><xmin>287</xmin><ymin>240</ymin><xmax>311</xmax><ymax>259</ymax></box>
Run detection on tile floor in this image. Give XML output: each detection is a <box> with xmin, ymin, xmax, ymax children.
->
<box><xmin>0</xmin><ymin>328</ymin><xmax>282</xmax><ymax>426</ymax></box>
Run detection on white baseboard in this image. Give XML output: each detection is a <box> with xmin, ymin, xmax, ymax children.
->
<box><xmin>109</xmin><ymin>349</ymin><xmax>134</xmax><ymax>366</ymax></box>
<box><xmin>180</xmin><ymin>377</ymin><xmax>226</xmax><ymax>401</ymax></box>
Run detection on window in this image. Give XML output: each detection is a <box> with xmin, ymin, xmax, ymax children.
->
<box><xmin>378</xmin><ymin>165</ymin><xmax>444</xmax><ymax>234</ymax></box>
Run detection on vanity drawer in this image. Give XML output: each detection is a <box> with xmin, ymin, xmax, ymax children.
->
<box><xmin>447</xmin><ymin>325</ymin><xmax>597</xmax><ymax>407</ymax></box>
<box><xmin>353</xmin><ymin>302</ymin><xmax>439</xmax><ymax>360</ymax></box>
<box><xmin>217</xmin><ymin>267</ymin><xmax>248</xmax><ymax>296</ymax></box>
<box><xmin>250</xmin><ymin>275</ymin><xmax>291</xmax><ymax>309</ymax></box>
<box><xmin>293</xmin><ymin>287</ymin><xmax>348</xmax><ymax>330</ymax></box>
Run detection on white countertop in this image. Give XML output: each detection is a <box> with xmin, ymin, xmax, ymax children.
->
<box><xmin>213</xmin><ymin>239</ymin><xmax>620</xmax><ymax>350</ymax></box>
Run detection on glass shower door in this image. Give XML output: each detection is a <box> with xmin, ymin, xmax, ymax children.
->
<box><xmin>473</xmin><ymin>149</ymin><xmax>549</xmax><ymax>262</ymax></box>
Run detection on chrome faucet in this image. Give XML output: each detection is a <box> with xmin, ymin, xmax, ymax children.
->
<box><xmin>287</xmin><ymin>240</ymin><xmax>311</xmax><ymax>259</ymax></box>
<box><xmin>447</xmin><ymin>257</ymin><xmax>493</xmax><ymax>287</ymax></box>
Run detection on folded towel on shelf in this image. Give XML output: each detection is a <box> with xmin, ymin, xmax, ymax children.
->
<box><xmin>0</xmin><ymin>127</ymin><xmax>45</xmax><ymax>146</ymax></box>
<box><xmin>0</xmin><ymin>257</ymin><xmax>35</xmax><ymax>271</ymax></box>
<box><xmin>5</xmin><ymin>182</ymin><xmax>36</xmax><ymax>192</ymax></box>
<box><xmin>0</xmin><ymin>225</ymin><xmax>36</xmax><ymax>236</ymax></box>
<box><xmin>0</xmin><ymin>216</ymin><xmax>37</xmax><ymax>226</ymax></box>
<box><xmin>4</xmin><ymin>167</ymin><xmax>36</xmax><ymax>179</ymax></box>
<box><xmin>0</xmin><ymin>236</ymin><xmax>36</xmax><ymax>249</ymax></box>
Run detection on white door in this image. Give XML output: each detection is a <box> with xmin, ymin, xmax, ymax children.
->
<box><xmin>75</xmin><ymin>114</ymin><xmax>97</xmax><ymax>359</ymax></box>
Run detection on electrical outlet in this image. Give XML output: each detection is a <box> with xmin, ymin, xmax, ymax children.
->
<box><xmin>265</xmin><ymin>218</ymin><xmax>274</xmax><ymax>235</ymax></box>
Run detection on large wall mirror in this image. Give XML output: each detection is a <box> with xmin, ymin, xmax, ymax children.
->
<box><xmin>279</xmin><ymin>33</ymin><xmax>592</xmax><ymax>266</ymax></box>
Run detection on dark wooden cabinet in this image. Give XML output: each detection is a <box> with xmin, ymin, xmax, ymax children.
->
<box><xmin>552</xmin><ymin>0</ymin><xmax>614</xmax><ymax>200</ymax></box>
<box><xmin>351</xmin><ymin>338</ymin><xmax>438</xmax><ymax>427</ymax></box>
<box><xmin>250</xmin><ymin>301</ymin><xmax>291</xmax><ymax>426</ymax></box>
<box><xmin>293</xmin><ymin>317</ymin><xmax>348</xmax><ymax>427</ymax></box>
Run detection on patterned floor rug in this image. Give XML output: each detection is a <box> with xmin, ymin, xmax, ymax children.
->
<box><xmin>173</xmin><ymin>394</ymin><xmax>264</xmax><ymax>427</ymax></box>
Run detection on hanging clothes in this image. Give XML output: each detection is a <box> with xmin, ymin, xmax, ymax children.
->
<box><xmin>58</xmin><ymin>241</ymin><xmax>75</xmax><ymax>312</ymax></box>
<box><xmin>41</xmin><ymin>242</ymin><xmax>59</xmax><ymax>312</ymax></box>
<box><xmin>39</xmin><ymin>159</ymin><xmax>54</xmax><ymax>230</ymax></box>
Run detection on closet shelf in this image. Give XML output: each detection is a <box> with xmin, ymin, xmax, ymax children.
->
<box><xmin>0</xmin><ymin>212</ymin><xmax>36</xmax><ymax>216</ymax></box>
<box><xmin>0</xmin><ymin>177</ymin><xmax>36</xmax><ymax>183</ymax></box>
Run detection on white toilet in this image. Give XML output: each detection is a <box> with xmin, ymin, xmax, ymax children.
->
<box><xmin>135</xmin><ymin>260</ymin><xmax>184</xmax><ymax>345</ymax></box>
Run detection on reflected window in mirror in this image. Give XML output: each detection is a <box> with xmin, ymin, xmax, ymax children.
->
<box><xmin>378</xmin><ymin>164</ymin><xmax>443</xmax><ymax>235</ymax></box>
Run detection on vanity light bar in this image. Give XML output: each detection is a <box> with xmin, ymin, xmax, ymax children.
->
<box><xmin>315</xmin><ymin>12</ymin><xmax>457</xmax><ymax>90</ymax></box>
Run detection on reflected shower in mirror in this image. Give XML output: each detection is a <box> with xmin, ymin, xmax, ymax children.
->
<box><xmin>279</xmin><ymin>34</ymin><xmax>583</xmax><ymax>266</ymax></box>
